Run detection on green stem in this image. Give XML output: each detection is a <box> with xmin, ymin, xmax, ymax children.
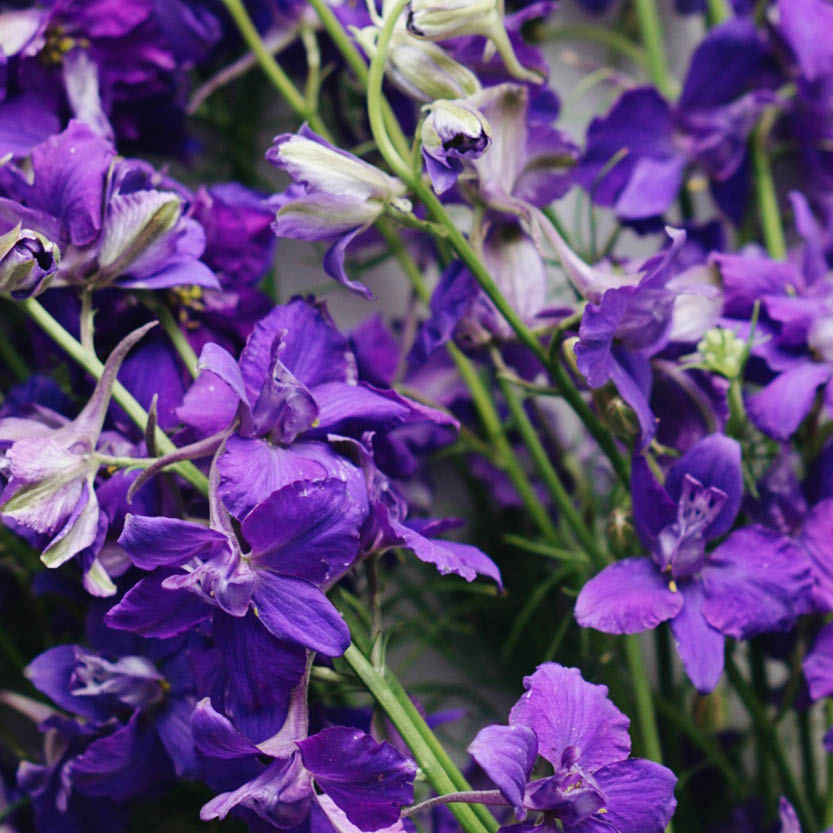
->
<box><xmin>623</xmin><ymin>634</ymin><xmax>664</xmax><ymax>764</ymax></box>
<box><xmin>632</xmin><ymin>0</ymin><xmax>677</xmax><ymax>99</ymax></box>
<box><xmin>798</xmin><ymin>707</ymin><xmax>819</xmax><ymax>821</ymax></box>
<box><xmin>540</xmin><ymin>24</ymin><xmax>648</xmax><ymax>68</ymax></box>
<box><xmin>343</xmin><ymin>644</ymin><xmax>498</xmax><ymax>833</ymax></box>
<box><xmin>706</xmin><ymin>0</ymin><xmax>731</xmax><ymax>25</ymax></box>
<box><xmin>218</xmin><ymin>0</ymin><xmax>328</xmax><ymax>135</ymax></box>
<box><xmin>495</xmin><ymin>362</ymin><xmax>606</xmax><ymax>569</ymax></box>
<box><xmin>138</xmin><ymin>293</ymin><xmax>199</xmax><ymax>379</ymax></box>
<box><xmin>21</xmin><ymin>299</ymin><xmax>208</xmax><ymax>494</ymax></box>
<box><xmin>751</xmin><ymin>109</ymin><xmax>787</xmax><ymax>260</ymax></box>
<box><xmin>725</xmin><ymin>650</ymin><xmax>819</xmax><ymax>832</ymax></box>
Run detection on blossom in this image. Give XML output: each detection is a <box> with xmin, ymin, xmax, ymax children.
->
<box><xmin>266</xmin><ymin>127</ymin><xmax>411</xmax><ymax>297</ymax></box>
<box><xmin>468</xmin><ymin>663</ymin><xmax>677</xmax><ymax>833</ymax></box>
<box><xmin>575</xmin><ymin>435</ymin><xmax>813</xmax><ymax>692</ymax></box>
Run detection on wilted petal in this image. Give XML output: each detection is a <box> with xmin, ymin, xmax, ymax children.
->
<box><xmin>701</xmin><ymin>526</ymin><xmax>813</xmax><ymax>639</ymax></box>
<box><xmin>298</xmin><ymin>726</ymin><xmax>416</xmax><ymax>830</ymax></box>
<box><xmin>252</xmin><ymin>571</ymin><xmax>350</xmax><ymax>657</ymax></box>
<box><xmin>468</xmin><ymin>724</ymin><xmax>537</xmax><ymax>816</ymax></box>
<box><xmin>509</xmin><ymin>662</ymin><xmax>631</xmax><ymax>772</ymax></box>
<box><xmin>575</xmin><ymin>558</ymin><xmax>683</xmax><ymax>634</ymax></box>
<box><xmin>669</xmin><ymin>580</ymin><xmax>725</xmax><ymax>693</ymax></box>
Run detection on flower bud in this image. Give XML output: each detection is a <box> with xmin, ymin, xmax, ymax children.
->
<box><xmin>421</xmin><ymin>99</ymin><xmax>491</xmax><ymax>193</ymax></box>
<box><xmin>0</xmin><ymin>224</ymin><xmax>59</xmax><ymax>298</ymax></box>
<box><xmin>406</xmin><ymin>0</ymin><xmax>502</xmax><ymax>40</ymax></box>
<box><xmin>696</xmin><ymin>327</ymin><xmax>746</xmax><ymax>379</ymax></box>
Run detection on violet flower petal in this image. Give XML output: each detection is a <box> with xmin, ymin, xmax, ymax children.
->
<box><xmin>669</xmin><ymin>580</ymin><xmax>725</xmax><ymax>693</ymax></box>
<box><xmin>118</xmin><ymin>514</ymin><xmax>228</xmax><ymax>570</ymax></box>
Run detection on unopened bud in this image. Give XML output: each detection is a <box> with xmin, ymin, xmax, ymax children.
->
<box><xmin>696</xmin><ymin>327</ymin><xmax>745</xmax><ymax>379</ymax></box>
<box><xmin>0</xmin><ymin>223</ymin><xmax>59</xmax><ymax>299</ymax></box>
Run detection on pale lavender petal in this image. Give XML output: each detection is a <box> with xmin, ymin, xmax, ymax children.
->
<box><xmin>575</xmin><ymin>558</ymin><xmax>683</xmax><ymax>634</ymax></box>
<box><xmin>467</xmin><ymin>724</ymin><xmax>537</xmax><ymax>816</ymax></box>
<box><xmin>508</xmin><ymin>662</ymin><xmax>631</xmax><ymax>771</ymax></box>
<box><xmin>669</xmin><ymin>580</ymin><xmax>725</xmax><ymax>693</ymax></box>
<box><xmin>701</xmin><ymin>526</ymin><xmax>814</xmax><ymax>639</ymax></box>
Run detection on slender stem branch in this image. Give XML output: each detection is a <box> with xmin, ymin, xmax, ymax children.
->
<box><xmin>403</xmin><ymin>791</ymin><xmax>508</xmax><ymax>818</ymax></box>
<box><xmin>751</xmin><ymin>108</ymin><xmax>787</xmax><ymax>260</ymax></box>
<box><xmin>623</xmin><ymin>634</ymin><xmax>665</xmax><ymax>764</ymax></box>
<box><xmin>343</xmin><ymin>644</ymin><xmax>498</xmax><ymax>833</ymax></box>
<box><xmin>20</xmin><ymin>299</ymin><xmax>208</xmax><ymax>494</ymax></box>
<box><xmin>218</xmin><ymin>0</ymin><xmax>328</xmax><ymax>135</ymax></box>
<box><xmin>632</xmin><ymin>0</ymin><xmax>677</xmax><ymax>99</ymax></box>
<box><xmin>706</xmin><ymin>0</ymin><xmax>732</xmax><ymax>25</ymax></box>
<box><xmin>138</xmin><ymin>292</ymin><xmax>199</xmax><ymax>379</ymax></box>
<box><xmin>725</xmin><ymin>649</ymin><xmax>819</xmax><ymax>832</ymax></box>
<box><xmin>495</xmin><ymin>358</ymin><xmax>606</xmax><ymax>569</ymax></box>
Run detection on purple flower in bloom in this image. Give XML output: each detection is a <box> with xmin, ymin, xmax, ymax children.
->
<box><xmin>468</xmin><ymin>662</ymin><xmax>677</xmax><ymax>833</ymax></box>
<box><xmin>575</xmin><ymin>434</ymin><xmax>813</xmax><ymax>692</ymax></box>
<box><xmin>266</xmin><ymin>127</ymin><xmax>411</xmax><ymax>297</ymax></box>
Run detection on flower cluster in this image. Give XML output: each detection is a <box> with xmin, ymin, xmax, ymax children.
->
<box><xmin>1</xmin><ymin>1</ymin><xmax>833</xmax><ymax>833</ymax></box>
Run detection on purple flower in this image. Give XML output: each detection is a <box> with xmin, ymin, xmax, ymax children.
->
<box><xmin>266</xmin><ymin>127</ymin><xmax>411</xmax><ymax>297</ymax></box>
<box><xmin>0</xmin><ymin>222</ymin><xmax>59</xmax><ymax>298</ymax></box>
<box><xmin>0</xmin><ymin>322</ymin><xmax>154</xmax><ymax>579</ymax></box>
<box><xmin>468</xmin><ymin>663</ymin><xmax>677</xmax><ymax>833</ymax></box>
<box><xmin>575</xmin><ymin>435</ymin><xmax>813</xmax><ymax>692</ymax></box>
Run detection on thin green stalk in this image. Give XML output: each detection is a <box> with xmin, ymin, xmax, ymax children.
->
<box><xmin>798</xmin><ymin>707</ymin><xmax>819</xmax><ymax>820</ymax></box>
<box><xmin>706</xmin><ymin>0</ymin><xmax>731</xmax><ymax>25</ymax></box>
<box><xmin>0</xmin><ymin>320</ymin><xmax>29</xmax><ymax>382</ymax></box>
<box><xmin>343</xmin><ymin>644</ymin><xmax>497</xmax><ymax>833</ymax></box>
<box><xmin>623</xmin><ymin>634</ymin><xmax>664</xmax><ymax>764</ymax></box>
<box><xmin>218</xmin><ymin>0</ymin><xmax>328</xmax><ymax>134</ymax></box>
<box><xmin>495</xmin><ymin>363</ymin><xmax>607</xmax><ymax>569</ymax></box>
<box><xmin>138</xmin><ymin>293</ymin><xmax>199</xmax><ymax>379</ymax></box>
<box><xmin>20</xmin><ymin>298</ymin><xmax>208</xmax><ymax>494</ymax></box>
<box><xmin>632</xmin><ymin>0</ymin><xmax>677</xmax><ymax>99</ymax></box>
<box><xmin>540</xmin><ymin>24</ymin><xmax>648</xmax><ymax>68</ymax></box>
<box><xmin>751</xmin><ymin>109</ymin><xmax>787</xmax><ymax>260</ymax></box>
<box><xmin>725</xmin><ymin>650</ymin><xmax>819</xmax><ymax>832</ymax></box>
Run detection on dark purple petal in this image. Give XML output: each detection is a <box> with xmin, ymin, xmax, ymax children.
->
<box><xmin>212</xmin><ymin>612</ymin><xmax>308</xmax><ymax>743</ymax></box>
<box><xmin>351</xmin><ymin>315</ymin><xmax>399</xmax><ymax>388</ymax></box>
<box><xmin>118</xmin><ymin>514</ymin><xmax>228</xmax><ymax>570</ymax></box>
<box><xmin>575</xmin><ymin>558</ymin><xmax>683</xmax><ymax>634</ymax></box>
<box><xmin>24</xmin><ymin>645</ymin><xmax>107</xmax><ymax>721</ymax></box>
<box><xmin>156</xmin><ymin>697</ymin><xmax>197</xmax><ymax>777</ymax></box>
<box><xmin>314</xmin><ymin>793</ymin><xmax>412</xmax><ymax>833</ymax></box>
<box><xmin>177</xmin><ymin>370</ymin><xmax>240</xmax><ymax>437</ymax></box>
<box><xmin>104</xmin><ymin>571</ymin><xmax>210</xmax><ymax>638</ymax></box>
<box><xmin>252</xmin><ymin>572</ymin><xmax>350</xmax><ymax>657</ymax></box>
<box><xmin>666</xmin><ymin>434</ymin><xmax>743</xmax><ymax>539</ymax></box>
<box><xmin>609</xmin><ymin>351</ymin><xmax>657</xmax><ymax>449</ymax></box>
<box><xmin>747</xmin><ymin>362</ymin><xmax>832</xmax><ymax>441</ymax></box>
<box><xmin>467</xmin><ymin>724</ymin><xmax>537</xmax><ymax>816</ymax></box>
<box><xmin>777</xmin><ymin>0</ymin><xmax>833</xmax><ymax>82</ymax></box>
<box><xmin>71</xmin><ymin>711</ymin><xmax>165</xmax><ymax>800</ymax></box>
<box><xmin>800</xmin><ymin>499</ymin><xmax>833</xmax><ymax>611</ymax></box>
<box><xmin>243</xmin><ymin>479</ymin><xmax>361</xmax><ymax>584</ymax></box>
<box><xmin>297</xmin><ymin>726</ymin><xmax>416</xmax><ymax>830</ymax></box>
<box><xmin>508</xmin><ymin>662</ymin><xmax>631</xmax><ymax>772</ymax></box>
<box><xmin>570</xmin><ymin>759</ymin><xmax>677</xmax><ymax>833</ymax></box>
<box><xmin>701</xmin><ymin>526</ymin><xmax>814</xmax><ymax>639</ymax></box>
<box><xmin>198</xmin><ymin>342</ymin><xmax>250</xmax><ymax>410</ymax></box>
<box><xmin>324</xmin><ymin>226</ymin><xmax>374</xmax><ymax>299</ymax></box>
<box><xmin>191</xmin><ymin>697</ymin><xmax>261</xmax><ymax>758</ymax></box>
<box><xmin>803</xmin><ymin>623</ymin><xmax>833</xmax><ymax>700</ymax></box>
<box><xmin>669</xmin><ymin>580</ymin><xmax>725</xmax><ymax>693</ymax></box>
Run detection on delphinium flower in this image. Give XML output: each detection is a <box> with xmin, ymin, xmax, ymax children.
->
<box><xmin>0</xmin><ymin>321</ymin><xmax>154</xmax><ymax>586</ymax></box>
<box><xmin>0</xmin><ymin>121</ymin><xmax>219</xmax><ymax>293</ymax></box>
<box><xmin>575</xmin><ymin>434</ymin><xmax>813</xmax><ymax>692</ymax></box>
<box><xmin>266</xmin><ymin>128</ymin><xmax>412</xmax><ymax>297</ymax></box>
<box><xmin>465</xmin><ymin>662</ymin><xmax>677</xmax><ymax>833</ymax></box>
